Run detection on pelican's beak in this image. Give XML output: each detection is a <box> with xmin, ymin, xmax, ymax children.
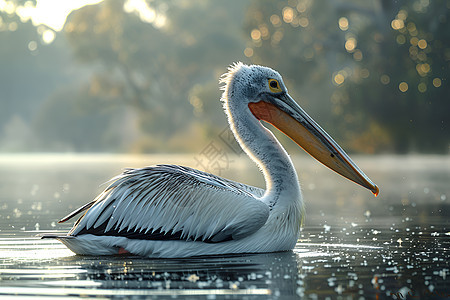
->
<box><xmin>248</xmin><ymin>94</ymin><xmax>379</xmax><ymax>196</ymax></box>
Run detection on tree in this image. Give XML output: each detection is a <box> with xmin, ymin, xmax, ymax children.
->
<box><xmin>61</xmin><ymin>0</ymin><xmax>249</xmax><ymax>152</ymax></box>
<box><xmin>244</xmin><ymin>0</ymin><xmax>449</xmax><ymax>153</ymax></box>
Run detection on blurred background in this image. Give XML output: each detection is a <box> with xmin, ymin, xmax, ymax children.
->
<box><xmin>0</xmin><ymin>0</ymin><xmax>449</xmax><ymax>155</ymax></box>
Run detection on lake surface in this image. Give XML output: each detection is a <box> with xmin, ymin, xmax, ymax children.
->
<box><xmin>0</xmin><ymin>154</ymin><xmax>449</xmax><ymax>299</ymax></box>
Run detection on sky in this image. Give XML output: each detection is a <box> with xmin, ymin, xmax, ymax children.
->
<box><xmin>1</xmin><ymin>0</ymin><xmax>104</xmax><ymax>31</ymax></box>
<box><xmin>1</xmin><ymin>0</ymin><xmax>165</xmax><ymax>33</ymax></box>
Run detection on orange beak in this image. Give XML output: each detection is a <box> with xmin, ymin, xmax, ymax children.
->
<box><xmin>249</xmin><ymin>99</ymin><xmax>379</xmax><ymax>196</ymax></box>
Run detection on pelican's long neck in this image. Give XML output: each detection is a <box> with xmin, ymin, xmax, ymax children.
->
<box><xmin>225</xmin><ymin>99</ymin><xmax>302</xmax><ymax>209</ymax></box>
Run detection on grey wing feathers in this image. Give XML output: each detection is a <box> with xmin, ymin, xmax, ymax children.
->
<box><xmin>67</xmin><ymin>165</ymin><xmax>269</xmax><ymax>243</ymax></box>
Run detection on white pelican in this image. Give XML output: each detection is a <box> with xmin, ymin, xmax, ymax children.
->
<box><xmin>43</xmin><ymin>63</ymin><xmax>378</xmax><ymax>258</ymax></box>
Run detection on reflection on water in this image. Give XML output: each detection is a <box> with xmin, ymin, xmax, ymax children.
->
<box><xmin>0</xmin><ymin>154</ymin><xmax>449</xmax><ymax>299</ymax></box>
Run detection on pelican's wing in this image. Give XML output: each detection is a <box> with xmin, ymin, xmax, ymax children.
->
<box><xmin>181</xmin><ymin>166</ymin><xmax>265</xmax><ymax>198</ymax></box>
<box><xmin>68</xmin><ymin>165</ymin><xmax>269</xmax><ymax>243</ymax></box>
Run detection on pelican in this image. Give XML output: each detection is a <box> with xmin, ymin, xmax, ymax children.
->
<box><xmin>43</xmin><ymin>63</ymin><xmax>378</xmax><ymax>258</ymax></box>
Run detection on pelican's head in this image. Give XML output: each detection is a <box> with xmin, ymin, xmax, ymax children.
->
<box><xmin>221</xmin><ymin>62</ymin><xmax>379</xmax><ymax>196</ymax></box>
<box><xmin>221</xmin><ymin>63</ymin><xmax>285</xmax><ymax>104</ymax></box>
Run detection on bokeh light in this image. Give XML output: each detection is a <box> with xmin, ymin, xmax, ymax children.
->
<box><xmin>0</xmin><ymin>0</ymin><xmax>448</xmax><ymax>155</ymax></box>
<box><xmin>391</xmin><ymin>19</ymin><xmax>404</xmax><ymax>30</ymax></box>
<box><xmin>282</xmin><ymin>6</ymin><xmax>295</xmax><ymax>24</ymax></box>
<box><xmin>251</xmin><ymin>29</ymin><xmax>261</xmax><ymax>41</ymax></box>
<box><xmin>399</xmin><ymin>82</ymin><xmax>409</xmax><ymax>92</ymax></box>
<box><xmin>298</xmin><ymin>17</ymin><xmax>309</xmax><ymax>27</ymax></box>
<box><xmin>380</xmin><ymin>75</ymin><xmax>390</xmax><ymax>85</ymax></box>
<box><xmin>416</xmin><ymin>63</ymin><xmax>430</xmax><ymax>76</ymax></box>
<box><xmin>338</xmin><ymin>17</ymin><xmax>348</xmax><ymax>31</ymax></box>
<box><xmin>353</xmin><ymin>50</ymin><xmax>362</xmax><ymax>61</ymax></box>
<box><xmin>27</xmin><ymin>40</ymin><xmax>37</xmax><ymax>51</ymax></box>
<box><xmin>270</xmin><ymin>14</ymin><xmax>281</xmax><ymax>27</ymax></box>
<box><xmin>432</xmin><ymin>78</ymin><xmax>442</xmax><ymax>88</ymax></box>
<box><xmin>345</xmin><ymin>37</ymin><xmax>356</xmax><ymax>52</ymax></box>
<box><xmin>396</xmin><ymin>35</ymin><xmax>406</xmax><ymax>44</ymax></box>
<box><xmin>417</xmin><ymin>39</ymin><xmax>427</xmax><ymax>49</ymax></box>
<box><xmin>244</xmin><ymin>47</ymin><xmax>254</xmax><ymax>57</ymax></box>
<box><xmin>334</xmin><ymin>73</ymin><xmax>345</xmax><ymax>85</ymax></box>
<box><xmin>418</xmin><ymin>82</ymin><xmax>427</xmax><ymax>93</ymax></box>
<box><xmin>41</xmin><ymin>29</ymin><xmax>55</xmax><ymax>44</ymax></box>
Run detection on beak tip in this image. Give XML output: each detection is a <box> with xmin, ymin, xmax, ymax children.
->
<box><xmin>372</xmin><ymin>184</ymin><xmax>380</xmax><ymax>197</ymax></box>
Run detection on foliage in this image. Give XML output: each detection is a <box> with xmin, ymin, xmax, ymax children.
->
<box><xmin>0</xmin><ymin>0</ymin><xmax>448</xmax><ymax>153</ymax></box>
<box><xmin>244</xmin><ymin>0</ymin><xmax>449</xmax><ymax>153</ymax></box>
<box><xmin>60</xmin><ymin>0</ymin><xmax>248</xmax><ymax>152</ymax></box>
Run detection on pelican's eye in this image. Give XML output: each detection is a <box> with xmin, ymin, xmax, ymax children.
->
<box><xmin>268</xmin><ymin>79</ymin><xmax>282</xmax><ymax>93</ymax></box>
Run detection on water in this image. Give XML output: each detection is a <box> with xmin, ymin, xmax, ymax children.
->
<box><xmin>0</xmin><ymin>154</ymin><xmax>449</xmax><ymax>299</ymax></box>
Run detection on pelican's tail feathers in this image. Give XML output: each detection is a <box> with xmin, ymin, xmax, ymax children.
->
<box><xmin>58</xmin><ymin>200</ymin><xmax>96</xmax><ymax>223</ymax></box>
<box><xmin>40</xmin><ymin>234</ymin><xmax>126</xmax><ymax>256</ymax></box>
<box><xmin>39</xmin><ymin>234</ymin><xmax>75</xmax><ymax>239</ymax></box>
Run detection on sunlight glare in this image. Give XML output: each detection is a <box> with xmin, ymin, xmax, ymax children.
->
<box><xmin>124</xmin><ymin>0</ymin><xmax>166</xmax><ymax>28</ymax></box>
<box><xmin>42</xmin><ymin>28</ymin><xmax>55</xmax><ymax>44</ymax></box>
<box><xmin>0</xmin><ymin>0</ymin><xmax>15</xmax><ymax>15</ymax></box>
<box><xmin>13</xmin><ymin>0</ymin><xmax>103</xmax><ymax>31</ymax></box>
